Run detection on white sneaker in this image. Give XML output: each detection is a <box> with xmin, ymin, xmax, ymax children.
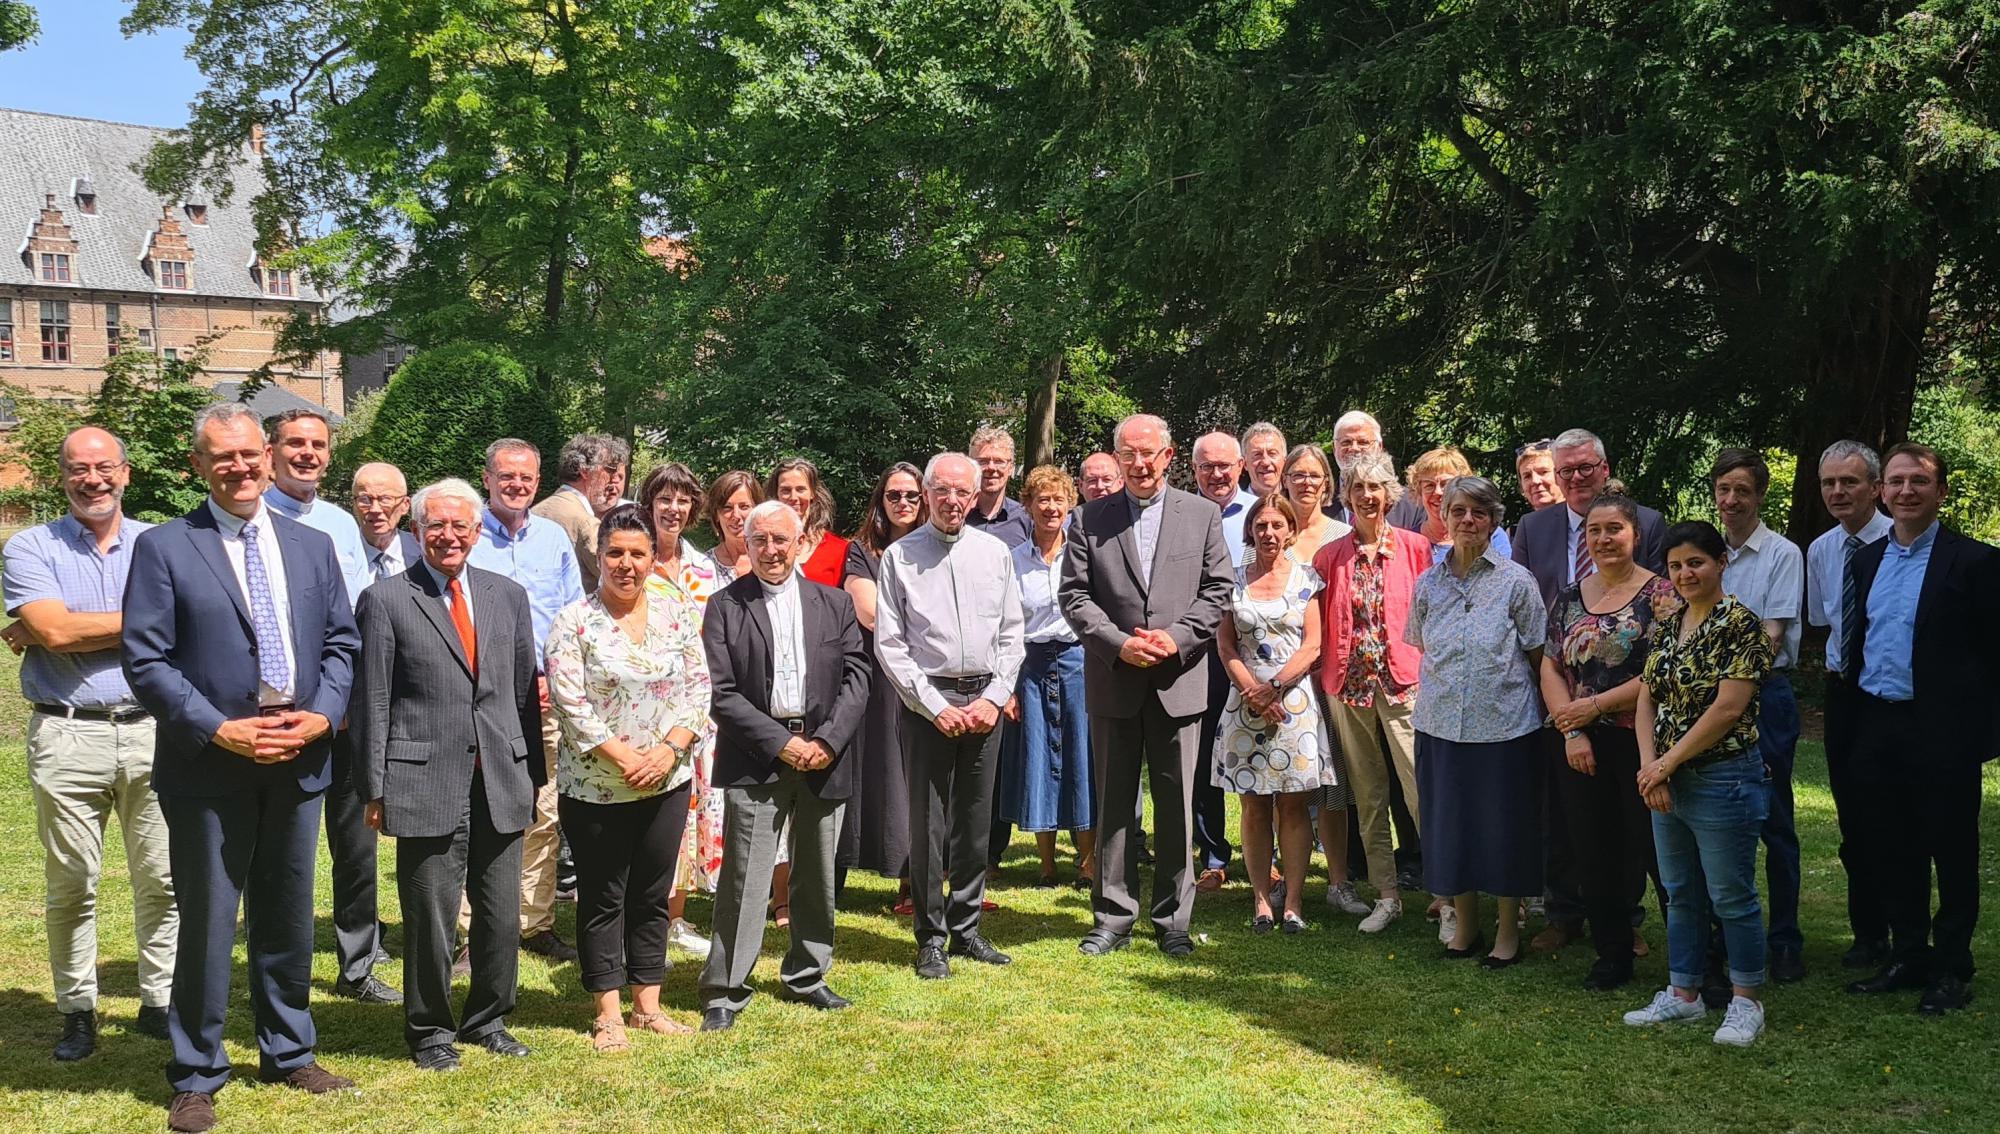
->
<box><xmin>1437</xmin><ymin>905</ymin><xmax>1458</xmax><ymax>945</ymax></box>
<box><xmin>666</xmin><ymin>917</ymin><xmax>711</xmax><ymax>958</ymax></box>
<box><xmin>1712</xmin><ymin>996</ymin><xmax>1765</xmax><ymax>1047</ymax></box>
<box><xmin>1326</xmin><ymin>882</ymin><xmax>1371</xmax><ymax>916</ymax></box>
<box><xmin>1359</xmin><ymin>898</ymin><xmax>1403</xmax><ymax>934</ymax></box>
<box><xmin>1623</xmin><ymin>988</ymin><xmax>1709</xmax><ymax>1027</ymax></box>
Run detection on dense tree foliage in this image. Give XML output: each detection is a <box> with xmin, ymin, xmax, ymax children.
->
<box><xmin>0</xmin><ymin>3</ymin><xmax>35</xmax><ymax>52</ymax></box>
<box><xmin>351</xmin><ymin>343</ymin><xmax>562</xmax><ymax>488</ymax></box>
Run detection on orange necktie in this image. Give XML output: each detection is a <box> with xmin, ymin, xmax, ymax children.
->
<box><xmin>448</xmin><ymin>576</ymin><xmax>478</xmax><ymax>678</ymax></box>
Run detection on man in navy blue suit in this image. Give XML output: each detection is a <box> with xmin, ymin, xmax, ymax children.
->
<box><xmin>122</xmin><ymin>403</ymin><xmax>362</xmax><ymax>1134</ymax></box>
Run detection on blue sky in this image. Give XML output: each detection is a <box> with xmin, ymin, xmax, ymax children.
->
<box><xmin>0</xmin><ymin>2</ymin><xmax>202</xmax><ymax>127</ymax></box>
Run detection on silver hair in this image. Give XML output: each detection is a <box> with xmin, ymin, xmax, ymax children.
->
<box><xmin>191</xmin><ymin>401</ymin><xmax>260</xmax><ymax>448</ymax></box>
<box><xmin>1240</xmin><ymin>421</ymin><xmax>1285</xmax><ymax>453</ymax></box>
<box><xmin>1113</xmin><ymin>413</ymin><xmax>1173</xmax><ymax>453</ymax></box>
<box><xmin>1342</xmin><ymin>451</ymin><xmax>1405</xmax><ymax>507</ymax></box>
<box><xmin>411</xmin><ymin>478</ymin><xmax>485</xmax><ymax>528</ymax></box>
<box><xmin>744</xmin><ymin>498</ymin><xmax>802</xmax><ymax>537</ymax></box>
<box><xmin>1192</xmin><ymin>431</ymin><xmax>1241</xmax><ymax>462</ymax></box>
<box><xmin>1332</xmin><ymin>409</ymin><xmax>1383</xmax><ymax>439</ymax></box>
<box><xmin>1441</xmin><ymin>475</ymin><xmax>1507</xmax><ymax>527</ymax></box>
<box><xmin>1819</xmin><ymin>439</ymin><xmax>1882</xmax><ymax>482</ymax></box>
<box><xmin>967</xmin><ymin>424</ymin><xmax>1015</xmax><ymax>458</ymax></box>
<box><xmin>557</xmin><ymin>433</ymin><xmax>630</xmax><ymax>483</ymax></box>
<box><xmin>61</xmin><ymin>425</ymin><xmax>128</xmax><ymax>464</ymax></box>
<box><xmin>1550</xmin><ymin>428</ymin><xmax>1607</xmax><ymax>463</ymax></box>
<box><xmin>923</xmin><ymin>451</ymin><xmax>978</xmax><ymax>487</ymax></box>
<box><xmin>484</xmin><ymin>437</ymin><xmax>540</xmax><ymax>469</ymax></box>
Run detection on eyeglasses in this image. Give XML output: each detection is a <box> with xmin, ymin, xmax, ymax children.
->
<box><xmin>1514</xmin><ymin>438</ymin><xmax>1553</xmax><ymax>458</ymax></box>
<box><xmin>63</xmin><ymin>461</ymin><xmax>126</xmax><ymax>479</ymax></box>
<box><xmin>1555</xmin><ymin>460</ymin><xmax>1604</xmax><ymax>482</ymax></box>
<box><xmin>1194</xmin><ymin>462</ymin><xmax>1238</xmax><ymax>476</ymax></box>
<box><xmin>1115</xmin><ymin>447</ymin><xmax>1167</xmax><ymax>464</ymax></box>
<box><xmin>883</xmin><ymin>490</ymin><xmax>923</xmax><ymax>504</ymax></box>
<box><xmin>422</xmin><ymin>520</ymin><xmax>477</xmax><ymax>537</ymax></box>
<box><xmin>1286</xmin><ymin>471</ymin><xmax>1327</xmax><ymax>484</ymax></box>
<box><xmin>353</xmin><ymin>493</ymin><xmax>407</xmax><ymax>509</ymax></box>
<box><xmin>930</xmin><ymin>487</ymin><xmax>976</xmax><ymax>501</ymax></box>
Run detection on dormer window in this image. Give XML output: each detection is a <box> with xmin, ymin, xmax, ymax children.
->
<box><xmin>266</xmin><ymin>267</ymin><xmax>295</xmax><ymax>296</ymax></box>
<box><xmin>76</xmin><ymin>193</ymin><xmax>96</xmax><ymax>216</ymax></box>
<box><xmin>185</xmin><ymin>204</ymin><xmax>208</xmax><ymax>226</ymax></box>
<box><xmin>38</xmin><ymin>252</ymin><xmax>71</xmax><ymax>282</ymax></box>
<box><xmin>157</xmin><ymin>260</ymin><xmax>189</xmax><ymax>289</ymax></box>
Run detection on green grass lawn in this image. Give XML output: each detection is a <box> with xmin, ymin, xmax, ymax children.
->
<box><xmin>0</xmin><ymin>642</ymin><xmax>1995</xmax><ymax>1133</ymax></box>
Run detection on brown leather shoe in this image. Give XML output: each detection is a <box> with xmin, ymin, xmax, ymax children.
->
<box><xmin>261</xmin><ymin>1061</ymin><xmax>357</xmax><ymax>1094</ymax></box>
<box><xmin>1529</xmin><ymin>921</ymin><xmax>1581</xmax><ymax>953</ymax></box>
<box><xmin>1195</xmin><ymin>868</ymin><xmax>1226</xmax><ymax>893</ymax></box>
<box><xmin>167</xmin><ymin>1091</ymin><xmax>217</xmax><ymax>1133</ymax></box>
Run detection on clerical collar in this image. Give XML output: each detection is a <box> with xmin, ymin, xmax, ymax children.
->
<box><xmin>758</xmin><ymin>573</ymin><xmax>798</xmax><ymax>598</ymax></box>
<box><xmin>931</xmin><ymin>521</ymin><xmax>962</xmax><ymax>544</ymax></box>
<box><xmin>1127</xmin><ymin>488</ymin><xmax>1163</xmax><ymax>510</ymax></box>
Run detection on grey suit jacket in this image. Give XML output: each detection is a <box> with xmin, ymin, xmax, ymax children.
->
<box><xmin>352</xmin><ymin>563</ymin><xmax>545</xmax><ymax>839</ymax></box>
<box><xmin>1059</xmin><ymin>486</ymin><xmax>1234</xmax><ymax>719</ymax></box>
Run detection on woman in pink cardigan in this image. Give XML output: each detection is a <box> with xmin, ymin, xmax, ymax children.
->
<box><xmin>1314</xmin><ymin>451</ymin><xmax>1433</xmax><ymax>934</ymax></box>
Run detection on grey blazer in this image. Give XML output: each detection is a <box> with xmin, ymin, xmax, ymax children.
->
<box><xmin>352</xmin><ymin>563</ymin><xmax>545</xmax><ymax>839</ymax></box>
<box><xmin>1059</xmin><ymin>486</ymin><xmax>1235</xmax><ymax>719</ymax></box>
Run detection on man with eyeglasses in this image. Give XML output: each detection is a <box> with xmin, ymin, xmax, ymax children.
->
<box><xmin>965</xmin><ymin>424</ymin><xmax>1034</xmax><ymax>548</ymax></box>
<box><xmin>261</xmin><ymin>410</ymin><xmax>399</xmax><ymax>1006</ymax></box>
<box><xmin>3</xmin><ymin>427</ymin><xmax>176</xmax><ymax>1063</ymax></box>
<box><xmin>1511</xmin><ymin>428</ymin><xmax>1667</xmax><ymax>608</ymax></box>
<box><xmin>1080</xmin><ymin>451</ymin><xmax>1124</xmax><ymax>502</ymax></box>
<box><xmin>1514</xmin><ymin>439</ymin><xmax>1562</xmax><ymax>513</ymax></box>
<box><xmin>352</xmin><ymin>462</ymin><xmax>421</xmax><ymax>581</ymax></box>
<box><xmin>1328</xmin><ymin>411</ymin><xmax>1427</xmax><ymax>530</ymax></box>
<box><xmin>1188</xmin><ymin>432</ymin><xmax>1257</xmax><ymax>892</ymax></box>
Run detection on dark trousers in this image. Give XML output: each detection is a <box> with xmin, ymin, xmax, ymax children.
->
<box><xmin>159</xmin><ymin>781</ymin><xmax>323</xmax><ymax>1095</ymax></box>
<box><xmin>1822</xmin><ymin>678</ymin><xmax>1888</xmax><ymax>944</ymax></box>
<box><xmin>905</xmin><ymin>705</ymin><xmax>1003</xmax><ymax>947</ymax></box>
<box><xmin>559</xmin><ymin>785</ymin><xmax>691</xmax><ymax>993</ymax></box>
<box><xmin>396</xmin><ymin>770</ymin><xmax>523</xmax><ymax>1054</ymax></box>
<box><xmin>326</xmin><ymin>729</ymin><xmax>383</xmax><ymax>984</ymax></box>
<box><xmin>1090</xmin><ymin>700</ymin><xmax>1199</xmax><ymax>937</ymax></box>
<box><xmin>1554</xmin><ymin>726</ymin><xmax>1660</xmax><ymax>966</ymax></box>
<box><xmin>988</xmin><ymin>721</ymin><xmax>1015</xmax><ymax>869</ymax></box>
<box><xmin>1540</xmin><ymin>729</ymin><xmax>1586</xmax><ymax>926</ymax></box>
<box><xmin>1756</xmin><ymin>673</ymin><xmax>1804</xmax><ymax>951</ymax></box>
<box><xmin>1192</xmin><ymin>656</ymin><xmax>1235</xmax><ymax>873</ymax></box>
<box><xmin>1852</xmin><ymin>694</ymin><xmax>1983</xmax><ymax>980</ymax></box>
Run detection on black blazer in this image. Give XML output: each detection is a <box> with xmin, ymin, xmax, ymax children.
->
<box><xmin>1845</xmin><ymin>524</ymin><xmax>2000</xmax><ymax>773</ymax></box>
<box><xmin>1512</xmin><ymin>500</ymin><xmax>1667</xmax><ymax>608</ymax></box>
<box><xmin>702</xmin><ymin>573</ymin><xmax>871</xmax><ymax>800</ymax></box>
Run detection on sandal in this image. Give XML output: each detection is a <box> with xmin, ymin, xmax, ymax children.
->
<box><xmin>626</xmin><ymin>1010</ymin><xmax>694</xmax><ymax>1036</ymax></box>
<box><xmin>590</xmin><ymin>1016</ymin><xmax>630</xmax><ymax>1053</ymax></box>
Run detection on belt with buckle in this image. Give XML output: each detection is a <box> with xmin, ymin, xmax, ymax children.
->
<box><xmin>33</xmin><ymin>703</ymin><xmax>150</xmax><ymax>724</ymax></box>
<box><xmin>778</xmin><ymin>718</ymin><xmax>808</xmax><ymax>735</ymax></box>
<box><xmin>926</xmin><ymin>674</ymin><xmax>993</xmax><ymax>695</ymax></box>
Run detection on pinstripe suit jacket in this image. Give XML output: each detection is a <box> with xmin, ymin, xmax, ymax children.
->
<box><xmin>353</xmin><ymin>561</ymin><xmax>544</xmax><ymax>839</ymax></box>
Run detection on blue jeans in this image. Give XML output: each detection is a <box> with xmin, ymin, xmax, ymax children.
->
<box><xmin>1756</xmin><ymin>673</ymin><xmax>1803</xmax><ymax>950</ymax></box>
<box><xmin>1654</xmin><ymin>752</ymin><xmax>1770</xmax><ymax>990</ymax></box>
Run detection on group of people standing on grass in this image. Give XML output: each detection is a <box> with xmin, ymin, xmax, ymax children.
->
<box><xmin>9</xmin><ymin>401</ymin><xmax>1994</xmax><ymax>1131</ymax></box>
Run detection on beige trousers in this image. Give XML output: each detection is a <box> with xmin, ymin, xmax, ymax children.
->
<box><xmin>1328</xmin><ymin>694</ymin><xmax>1420</xmax><ymax>896</ymax></box>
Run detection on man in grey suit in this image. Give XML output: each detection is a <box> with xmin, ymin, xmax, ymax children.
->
<box><xmin>354</xmin><ymin>478</ymin><xmax>544</xmax><ymax>1071</ymax></box>
<box><xmin>699</xmin><ymin>501</ymin><xmax>871</xmax><ymax>1031</ymax></box>
<box><xmin>1060</xmin><ymin>414</ymin><xmax>1234</xmax><ymax>957</ymax></box>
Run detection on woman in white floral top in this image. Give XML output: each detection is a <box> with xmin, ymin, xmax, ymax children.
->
<box><xmin>546</xmin><ymin>506</ymin><xmax>711</xmax><ymax>1052</ymax></box>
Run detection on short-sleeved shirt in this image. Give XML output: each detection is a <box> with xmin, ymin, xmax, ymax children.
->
<box><xmin>1405</xmin><ymin>544</ymin><xmax>1547</xmax><ymax>743</ymax></box>
<box><xmin>1545</xmin><ymin>575</ymin><xmax>1681</xmax><ymax>729</ymax></box>
<box><xmin>545</xmin><ymin>593</ymin><xmax>709</xmax><ymax>803</ymax></box>
<box><xmin>1721</xmin><ymin>522</ymin><xmax>1805</xmax><ymax>670</ymax></box>
<box><xmin>966</xmin><ymin>495</ymin><xmax>1034</xmax><ymax>548</ymax></box>
<box><xmin>3</xmin><ymin>513</ymin><xmax>153</xmax><ymax>708</ymax></box>
<box><xmin>1640</xmin><ymin>596</ymin><xmax>1772</xmax><ymax>765</ymax></box>
<box><xmin>1805</xmin><ymin>511</ymin><xmax>1891</xmax><ymax>675</ymax></box>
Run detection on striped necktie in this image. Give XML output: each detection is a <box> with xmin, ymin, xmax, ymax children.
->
<box><xmin>1838</xmin><ymin>534</ymin><xmax>1861</xmax><ymax>673</ymax></box>
<box><xmin>1573</xmin><ymin>519</ymin><xmax>1595</xmax><ymax>582</ymax></box>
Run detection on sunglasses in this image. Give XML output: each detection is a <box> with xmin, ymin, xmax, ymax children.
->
<box><xmin>883</xmin><ymin>490</ymin><xmax>923</xmax><ymax>504</ymax></box>
<box><xmin>1514</xmin><ymin>438</ymin><xmax>1553</xmax><ymax>458</ymax></box>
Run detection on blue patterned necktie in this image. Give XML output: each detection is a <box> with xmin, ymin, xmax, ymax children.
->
<box><xmin>240</xmin><ymin>521</ymin><xmax>292</xmax><ymax>693</ymax></box>
<box><xmin>1838</xmin><ymin>534</ymin><xmax>1862</xmax><ymax>673</ymax></box>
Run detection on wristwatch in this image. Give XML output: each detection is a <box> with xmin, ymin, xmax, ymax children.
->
<box><xmin>1563</xmin><ymin>729</ymin><xmax>1584</xmax><ymax>741</ymax></box>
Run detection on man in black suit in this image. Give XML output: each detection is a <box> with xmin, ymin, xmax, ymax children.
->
<box><xmin>1842</xmin><ymin>441</ymin><xmax>2000</xmax><ymax>1015</ymax></box>
<box><xmin>122</xmin><ymin>403</ymin><xmax>362</xmax><ymax>1134</ymax></box>
<box><xmin>698</xmin><ymin>501</ymin><xmax>871</xmax><ymax>1030</ymax></box>
<box><xmin>351</xmin><ymin>462</ymin><xmax>422</xmax><ymax>581</ymax></box>
<box><xmin>355</xmin><ymin>477</ymin><xmax>544</xmax><ymax>1069</ymax></box>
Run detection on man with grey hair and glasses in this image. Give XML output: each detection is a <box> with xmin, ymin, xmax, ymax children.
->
<box><xmin>533</xmin><ymin>432</ymin><xmax>630</xmax><ymax>592</ymax></box>
<box><xmin>1329</xmin><ymin>410</ymin><xmax>1427</xmax><ymax>530</ymax></box>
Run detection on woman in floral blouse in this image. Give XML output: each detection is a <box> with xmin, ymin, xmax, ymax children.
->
<box><xmin>546</xmin><ymin>505</ymin><xmax>711</xmax><ymax>1051</ymax></box>
<box><xmin>1625</xmin><ymin>520</ymin><xmax>1773</xmax><ymax>1048</ymax></box>
<box><xmin>1313</xmin><ymin>451</ymin><xmax>1431</xmax><ymax>935</ymax></box>
<box><xmin>1537</xmin><ymin>493</ymin><xmax>1679</xmax><ymax>991</ymax></box>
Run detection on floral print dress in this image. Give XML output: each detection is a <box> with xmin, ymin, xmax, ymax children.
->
<box><xmin>1212</xmin><ymin>558</ymin><xmax>1338</xmax><ymax>795</ymax></box>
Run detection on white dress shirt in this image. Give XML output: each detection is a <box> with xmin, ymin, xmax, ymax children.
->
<box><xmin>760</xmin><ymin>573</ymin><xmax>808</xmax><ymax>719</ymax></box>
<box><xmin>423</xmin><ymin>561</ymin><xmax>474</xmax><ymax>627</ymax></box>
<box><xmin>1130</xmin><ymin>489</ymin><xmax>1165</xmax><ymax>588</ymax></box>
<box><xmin>1805</xmin><ymin>510</ymin><xmax>1892</xmax><ymax>675</ymax></box>
<box><xmin>1011</xmin><ymin>537</ymin><xmax>1077</xmax><ymax>644</ymax></box>
<box><xmin>1565</xmin><ymin>507</ymin><xmax>1588</xmax><ymax>586</ymax></box>
<box><xmin>875</xmin><ymin>522</ymin><xmax>1026</xmax><ymax>719</ymax></box>
<box><xmin>208</xmin><ymin>498</ymin><xmax>298</xmax><ymax>706</ymax></box>
<box><xmin>368</xmin><ymin>537</ymin><xmax>410</xmax><ymax>584</ymax></box>
<box><xmin>1721</xmin><ymin>521</ymin><xmax>1806</xmax><ymax>670</ymax></box>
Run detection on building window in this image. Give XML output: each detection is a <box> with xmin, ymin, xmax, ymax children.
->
<box><xmin>105</xmin><ymin>302</ymin><xmax>121</xmax><ymax>356</ymax></box>
<box><xmin>157</xmin><ymin>260</ymin><xmax>189</xmax><ymax>289</ymax></box>
<box><xmin>40</xmin><ymin>300</ymin><xmax>70</xmax><ymax>363</ymax></box>
<box><xmin>0</xmin><ymin>396</ymin><xmax>17</xmax><ymax>427</ymax></box>
<box><xmin>162</xmin><ymin>347</ymin><xmax>178</xmax><ymax>363</ymax></box>
<box><xmin>266</xmin><ymin>267</ymin><xmax>295</xmax><ymax>296</ymax></box>
<box><xmin>76</xmin><ymin>192</ymin><xmax>96</xmax><ymax>216</ymax></box>
<box><xmin>39</xmin><ymin>252</ymin><xmax>72</xmax><ymax>282</ymax></box>
<box><xmin>186</xmin><ymin>204</ymin><xmax>207</xmax><ymax>225</ymax></box>
<box><xmin>0</xmin><ymin>302</ymin><xmax>12</xmax><ymax>362</ymax></box>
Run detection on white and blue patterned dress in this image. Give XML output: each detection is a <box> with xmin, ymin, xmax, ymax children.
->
<box><xmin>1212</xmin><ymin>557</ymin><xmax>1338</xmax><ymax>796</ymax></box>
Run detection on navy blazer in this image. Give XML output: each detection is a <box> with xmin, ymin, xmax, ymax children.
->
<box><xmin>1512</xmin><ymin>500</ymin><xmax>1667</xmax><ymax>609</ymax></box>
<box><xmin>122</xmin><ymin>501</ymin><xmax>362</xmax><ymax>796</ymax></box>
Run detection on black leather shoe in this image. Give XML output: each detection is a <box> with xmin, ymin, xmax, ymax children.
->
<box><xmin>412</xmin><ymin>1045</ymin><xmax>461</xmax><ymax>1072</ymax></box>
<box><xmin>1078</xmin><ymin>931</ymin><xmax>1131</xmax><ymax>956</ymax></box>
<box><xmin>1443</xmin><ymin>935</ymin><xmax>1487</xmax><ymax>960</ymax></box>
<box><xmin>1770</xmin><ymin>946</ymin><xmax>1807</xmax><ymax>984</ymax></box>
<box><xmin>333</xmin><ymin>974</ymin><xmax>402</xmax><ymax>1004</ymax></box>
<box><xmin>1159</xmin><ymin>931</ymin><xmax>1195</xmax><ymax>958</ymax></box>
<box><xmin>783</xmin><ymin>986</ymin><xmax>852</xmax><ymax>1011</ymax></box>
<box><xmin>1479</xmin><ymin>949</ymin><xmax>1524</xmax><ymax>970</ymax></box>
<box><xmin>915</xmin><ymin>944</ymin><xmax>951</xmax><ymax>980</ymax></box>
<box><xmin>471</xmin><ymin>1028</ymin><xmax>531</xmax><ymax>1057</ymax></box>
<box><xmin>53</xmin><ymin>1010</ymin><xmax>96</xmax><ymax>1061</ymax></box>
<box><xmin>699</xmin><ymin>1008</ymin><xmax>736</xmax><ymax>1032</ymax></box>
<box><xmin>1848</xmin><ymin>961</ymin><xmax>1929</xmax><ymax>995</ymax></box>
<box><xmin>1581</xmin><ymin>959</ymin><xmax>1634</xmax><ymax>991</ymax></box>
<box><xmin>521</xmin><ymin>930</ymin><xmax>579</xmax><ymax>963</ymax></box>
<box><xmin>134</xmin><ymin>1005</ymin><xmax>170</xmax><ymax>1040</ymax></box>
<box><xmin>1917</xmin><ymin>974</ymin><xmax>1974</xmax><ymax>1015</ymax></box>
<box><xmin>949</xmin><ymin>933</ymin><xmax>1013</xmax><ymax>966</ymax></box>
<box><xmin>1841</xmin><ymin>938</ymin><xmax>1891</xmax><ymax>970</ymax></box>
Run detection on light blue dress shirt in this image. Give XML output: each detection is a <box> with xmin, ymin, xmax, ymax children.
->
<box><xmin>264</xmin><ymin>485</ymin><xmax>373</xmax><ymax>610</ymax></box>
<box><xmin>1217</xmin><ymin>488</ymin><xmax>1258</xmax><ymax>567</ymax></box>
<box><xmin>3</xmin><ymin>514</ymin><xmax>153</xmax><ymax>708</ymax></box>
<box><xmin>1858</xmin><ymin>520</ymin><xmax>1936</xmax><ymax>702</ymax></box>
<box><xmin>466</xmin><ymin>509</ymin><xmax>583</xmax><ymax>659</ymax></box>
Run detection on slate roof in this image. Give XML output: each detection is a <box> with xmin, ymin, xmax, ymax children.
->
<box><xmin>0</xmin><ymin>107</ymin><xmax>324</xmax><ymax>304</ymax></box>
<box><xmin>210</xmin><ymin>380</ymin><xmax>344</xmax><ymax>426</ymax></box>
